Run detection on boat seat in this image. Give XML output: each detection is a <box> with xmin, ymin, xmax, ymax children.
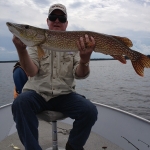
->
<box><xmin>37</xmin><ymin>111</ymin><xmax>67</xmax><ymax>150</ymax></box>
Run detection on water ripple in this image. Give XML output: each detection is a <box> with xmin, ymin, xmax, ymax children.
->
<box><xmin>0</xmin><ymin>61</ymin><xmax>150</xmax><ymax>121</ymax></box>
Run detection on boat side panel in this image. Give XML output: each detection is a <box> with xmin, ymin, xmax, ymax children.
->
<box><xmin>0</xmin><ymin>104</ymin><xmax>14</xmax><ymax>142</ymax></box>
<box><xmin>92</xmin><ymin>103</ymin><xmax>150</xmax><ymax>150</ymax></box>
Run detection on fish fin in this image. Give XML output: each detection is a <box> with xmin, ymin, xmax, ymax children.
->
<box><xmin>111</xmin><ymin>55</ymin><xmax>127</xmax><ymax>64</ymax></box>
<box><xmin>131</xmin><ymin>61</ymin><xmax>144</xmax><ymax>77</ymax></box>
<box><xmin>112</xmin><ymin>36</ymin><xmax>133</xmax><ymax>48</ymax></box>
<box><xmin>131</xmin><ymin>51</ymin><xmax>150</xmax><ymax>77</ymax></box>
<box><xmin>37</xmin><ymin>46</ymin><xmax>45</xmax><ymax>59</ymax></box>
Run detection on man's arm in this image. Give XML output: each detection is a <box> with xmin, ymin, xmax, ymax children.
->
<box><xmin>12</xmin><ymin>35</ymin><xmax>38</xmax><ymax>77</ymax></box>
<box><xmin>75</xmin><ymin>34</ymin><xmax>95</xmax><ymax>77</ymax></box>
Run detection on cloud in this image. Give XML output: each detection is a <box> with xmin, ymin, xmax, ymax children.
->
<box><xmin>69</xmin><ymin>1</ymin><xmax>85</xmax><ymax>8</ymax></box>
<box><xmin>67</xmin><ymin>24</ymin><xmax>86</xmax><ymax>31</ymax></box>
<box><xmin>32</xmin><ymin>0</ymin><xmax>50</xmax><ymax>7</ymax></box>
<box><xmin>0</xmin><ymin>46</ymin><xmax>18</xmax><ymax>61</ymax></box>
<box><xmin>0</xmin><ymin>47</ymin><xmax>5</xmax><ymax>51</ymax></box>
<box><xmin>0</xmin><ymin>0</ymin><xmax>150</xmax><ymax>60</ymax></box>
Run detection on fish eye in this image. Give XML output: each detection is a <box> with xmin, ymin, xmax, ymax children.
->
<box><xmin>25</xmin><ymin>25</ymin><xmax>29</xmax><ymax>29</ymax></box>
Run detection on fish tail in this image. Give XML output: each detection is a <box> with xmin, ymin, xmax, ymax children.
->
<box><xmin>131</xmin><ymin>50</ymin><xmax>150</xmax><ymax>77</ymax></box>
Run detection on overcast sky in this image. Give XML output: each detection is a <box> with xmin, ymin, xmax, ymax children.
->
<box><xmin>0</xmin><ymin>0</ymin><xmax>150</xmax><ymax>60</ymax></box>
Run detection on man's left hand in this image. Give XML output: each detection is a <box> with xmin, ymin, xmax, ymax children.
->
<box><xmin>77</xmin><ymin>34</ymin><xmax>95</xmax><ymax>63</ymax></box>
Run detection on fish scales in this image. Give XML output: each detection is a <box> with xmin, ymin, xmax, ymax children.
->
<box><xmin>6</xmin><ymin>22</ymin><xmax>150</xmax><ymax>77</ymax></box>
<box><xmin>43</xmin><ymin>30</ymin><xmax>130</xmax><ymax>55</ymax></box>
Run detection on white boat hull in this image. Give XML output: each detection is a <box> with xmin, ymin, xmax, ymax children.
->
<box><xmin>93</xmin><ymin>102</ymin><xmax>150</xmax><ymax>150</ymax></box>
<box><xmin>0</xmin><ymin>102</ymin><xmax>150</xmax><ymax>150</ymax></box>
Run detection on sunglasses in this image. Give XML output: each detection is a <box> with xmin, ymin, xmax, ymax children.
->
<box><xmin>48</xmin><ymin>14</ymin><xmax>67</xmax><ymax>23</ymax></box>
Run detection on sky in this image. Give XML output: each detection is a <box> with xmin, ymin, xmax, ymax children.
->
<box><xmin>0</xmin><ymin>0</ymin><xmax>150</xmax><ymax>61</ymax></box>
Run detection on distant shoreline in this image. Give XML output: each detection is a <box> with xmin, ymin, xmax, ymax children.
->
<box><xmin>0</xmin><ymin>55</ymin><xmax>149</xmax><ymax>63</ymax></box>
<box><xmin>0</xmin><ymin>59</ymin><xmax>115</xmax><ymax>63</ymax></box>
<box><xmin>0</xmin><ymin>60</ymin><xmax>18</xmax><ymax>63</ymax></box>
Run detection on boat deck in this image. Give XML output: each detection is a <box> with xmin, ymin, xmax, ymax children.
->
<box><xmin>0</xmin><ymin>119</ymin><xmax>124</xmax><ymax>150</ymax></box>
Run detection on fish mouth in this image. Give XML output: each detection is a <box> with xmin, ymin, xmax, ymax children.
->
<box><xmin>6</xmin><ymin>22</ymin><xmax>12</xmax><ymax>27</ymax></box>
<box><xmin>6</xmin><ymin>22</ymin><xmax>13</xmax><ymax>32</ymax></box>
<box><xmin>6</xmin><ymin>22</ymin><xmax>21</xmax><ymax>35</ymax></box>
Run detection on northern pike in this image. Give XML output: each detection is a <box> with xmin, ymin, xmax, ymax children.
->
<box><xmin>6</xmin><ymin>22</ymin><xmax>150</xmax><ymax>77</ymax></box>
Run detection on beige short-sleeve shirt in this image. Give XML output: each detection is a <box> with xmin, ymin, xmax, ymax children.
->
<box><xmin>23</xmin><ymin>47</ymin><xmax>89</xmax><ymax>101</ymax></box>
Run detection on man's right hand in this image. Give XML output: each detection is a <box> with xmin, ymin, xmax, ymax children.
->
<box><xmin>12</xmin><ymin>35</ymin><xmax>38</xmax><ymax>77</ymax></box>
<box><xmin>12</xmin><ymin>35</ymin><xmax>27</xmax><ymax>52</ymax></box>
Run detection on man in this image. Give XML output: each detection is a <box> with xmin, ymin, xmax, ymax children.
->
<box><xmin>12</xmin><ymin>3</ymin><xmax>98</xmax><ymax>150</ymax></box>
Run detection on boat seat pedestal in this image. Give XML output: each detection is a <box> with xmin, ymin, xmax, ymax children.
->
<box><xmin>37</xmin><ymin>111</ymin><xmax>67</xmax><ymax>150</ymax></box>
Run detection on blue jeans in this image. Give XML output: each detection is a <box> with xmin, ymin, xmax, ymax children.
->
<box><xmin>12</xmin><ymin>90</ymin><xmax>98</xmax><ymax>150</ymax></box>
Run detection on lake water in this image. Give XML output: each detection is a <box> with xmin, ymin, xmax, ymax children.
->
<box><xmin>0</xmin><ymin>60</ymin><xmax>150</xmax><ymax>120</ymax></box>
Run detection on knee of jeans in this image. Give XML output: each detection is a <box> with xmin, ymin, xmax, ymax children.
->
<box><xmin>12</xmin><ymin>99</ymin><xmax>18</xmax><ymax>115</ymax></box>
<box><xmin>92</xmin><ymin>106</ymin><xmax>98</xmax><ymax>121</ymax></box>
<box><xmin>12</xmin><ymin>97</ymin><xmax>20</xmax><ymax>113</ymax></box>
<box><xmin>81</xmin><ymin>102</ymin><xmax>98</xmax><ymax>122</ymax></box>
<box><xmin>87</xmin><ymin>104</ymin><xmax>98</xmax><ymax>123</ymax></box>
<box><xmin>12</xmin><ymin>95</ymin><xmax>27</xmax><ymax>114</ymax></box>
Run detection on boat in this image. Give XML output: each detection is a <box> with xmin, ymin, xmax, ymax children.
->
<box><xmin>0</xmin><ymin>102</ymin><xmax>150</xmax><ymax>150</ymax></box>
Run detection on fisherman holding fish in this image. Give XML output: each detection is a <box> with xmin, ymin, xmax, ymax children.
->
<box><xmin>11</xmin><ymin>3</ymin><xmax>98</xmax><ymax>150</ymax></box>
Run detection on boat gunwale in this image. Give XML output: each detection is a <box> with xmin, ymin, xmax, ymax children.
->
<box><xmin>1</xmin><ymin>102</ymin><xmax>150</xmax><ymax>124</ymax></box>
<box><xmin>93</xmin><ymin>101</ymin><xmax>150</xmax><ymax>123</ymax></box>
<box><xmin>0</xmin><ymin>103</ymin><xmax>12</xmax><ymax>109</ymax></box>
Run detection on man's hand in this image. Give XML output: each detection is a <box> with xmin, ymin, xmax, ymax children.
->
<box><xmin>75</xmin><ymin>35</ymin><xmax>95</xmax><ymax>78</ymax></box>
<box><xmin>12</xmin><ymin>35</ymin><xmax>38</xmax><ymax>77</ymax></box>
<box><xmin>77</xmin><ymin>34</ymin><xmax>95</xmax><ymax>64</ymax></box>
<box><xmin>12</xmin><ymin>35</ymin><xmax>26</xmax><ymax>52</ymax></box>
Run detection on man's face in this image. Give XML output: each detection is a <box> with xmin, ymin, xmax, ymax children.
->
<box><xmin>47</xmin><ymin>9</ymin><xmax>68</xmax><ymax>31</ymax></box>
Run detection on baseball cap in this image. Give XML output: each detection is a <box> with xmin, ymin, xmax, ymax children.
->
<box><xmin>48</xmin><ymin>4</ymin><xmax>67</xmax><ymax>17</ymax></box>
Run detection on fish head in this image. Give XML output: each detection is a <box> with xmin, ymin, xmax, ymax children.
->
<box><xmin>6</xmin><ymin>22</ymin><xmax>46</xmax><ymax>46</ymax></box>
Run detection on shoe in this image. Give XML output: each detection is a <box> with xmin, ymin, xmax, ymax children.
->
<box><xmin>65</xmin><ymin>142</ymin><xmax>84</xmax><ymax>150</ymax></box>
